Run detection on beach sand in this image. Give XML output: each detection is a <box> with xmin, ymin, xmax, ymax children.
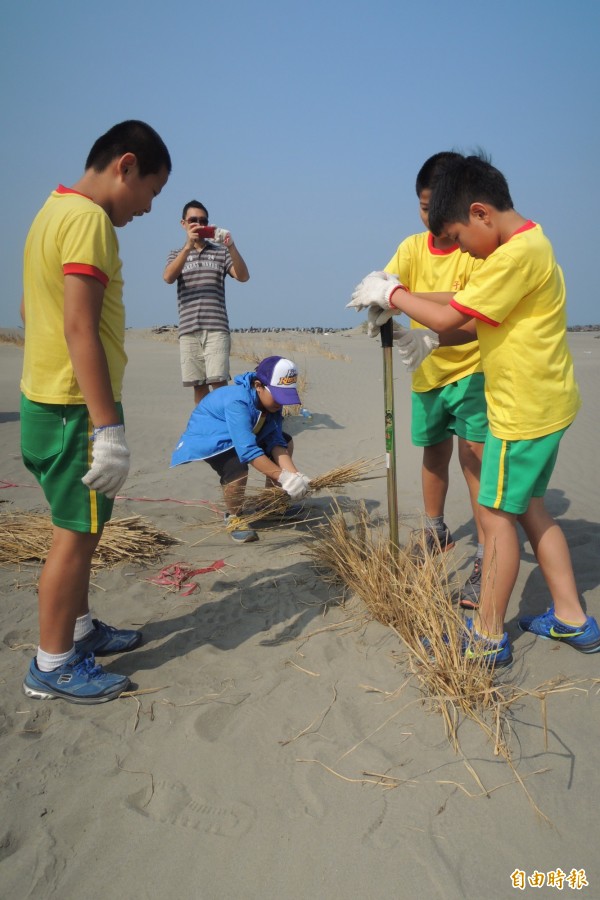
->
<box><xmin>1</xmin><ymin>329</ymin><xmax>599</xmax><ymax>900</ymax></box>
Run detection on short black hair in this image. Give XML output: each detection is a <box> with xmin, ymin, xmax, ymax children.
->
<box><xmin>428</xmin><ymin>153</ymin><xmax>514</xmax><ymax>236</ymax></box>
<box><xmin>85</xmin><ymin>120</ymin><xmax>171</xmax><ymax>177</ymax></box>
<box><xmin>415</xmin><ymin>151</ymin><xmax>462</xmax><ymax>196</ymax></box>
<box><xmin>182</xmin><ymin>200</ymin><xmax>209</xmax><ymax>220</ymax></box>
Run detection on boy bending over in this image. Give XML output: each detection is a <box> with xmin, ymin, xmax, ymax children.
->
<box><xmin>171</xmin><ymin>356</ymin><xmax>311</xmax><ymax>543</ymax></box>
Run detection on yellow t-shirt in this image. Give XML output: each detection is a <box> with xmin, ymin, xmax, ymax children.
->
<box><xmin>21</xmin><ymin>186</ymin><xmax>127</xmax><ymax>404</ymax></box>
<box><xmin>384</xmin><ymin>231</ymin><xmax>483</xmax><ymax>392</ymax></box>
<box><xmin>451</xmin><ymin>222</ymin><xmax>580</xmax><ymax>439</ymax></box>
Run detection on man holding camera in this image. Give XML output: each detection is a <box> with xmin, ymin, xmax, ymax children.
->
<box><xmin>164</xmin><ymin>200</ymin><xmax>250</xmax><ymax>405</ymax></box>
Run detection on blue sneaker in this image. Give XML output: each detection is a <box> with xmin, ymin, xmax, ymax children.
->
<box><xmin>461</xmin><ymin>618</ymin><xmax>513</xmax><ymax>669</ymax></box>
<box><xmin>421</xmin><ymin>618</ymin><xmax>512</xmax><ymax>669</ymax></box>
<box><xmin>518</xmin><ymin>608</ymin><xmax>600</xmax><ymax>653</ymax></box>
<box><xmin>224</xmin><ymin>513</ymin><xmax>258</xmax><ymax>543</ymax></box>
<box><xmin>23</xmin><ymin>653</ymin><xmax>129</xmax><ymax>704</ymax></box>
<box><xmin>75</xmin><ymin>619</ymin><xmax>142</xmax><ymax>656</ymax></box>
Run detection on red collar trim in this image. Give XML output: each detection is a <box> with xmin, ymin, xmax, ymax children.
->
<box><xmin>428</xmin><ymin>231</ymin><xmax>459</xmax><ymax>256</ymax></box>
<box><xmin>510</xmin><ymin>220</ymin><xmax>536</xmax><ymax>239</ymax></box>
<box><xmin>56</xmin><ymin>184</ymin><xmax>94</xmax><ymax>201</ymax></box>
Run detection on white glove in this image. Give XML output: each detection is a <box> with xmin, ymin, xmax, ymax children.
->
<box><xmin>395</xmin><ymin>327</ymin><xmax>440</xmax><ymax>372</ymax></box>
<box><xmin>82</xmin><ymin>425</ymin><xmax>130</xmax><ymax>499</ymax></box>
<box><xmin>347</xmin><ymin>271</ymin><xmax>405</xmax><ymax>312</ymax></box>
<box><xmin>213</xmin><ymin>227</ymin><xmax>232</xmax><ymax>247</ymax></box>
<box><xmin>278</xmin><ymin>470</ymin><xmax>311</xmax><ymax>501</ymax></box>
<box><xmin>367</xmin><ymin>305</ymin><xmax>395</xmax><ymax>338</ymax></box>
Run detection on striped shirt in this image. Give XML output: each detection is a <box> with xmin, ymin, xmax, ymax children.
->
<box><xmin>167</xmin><ymin>243</ymin><xmax>233</xmax><ymax>336</ymax></box>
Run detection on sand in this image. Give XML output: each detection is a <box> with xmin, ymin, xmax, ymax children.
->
<box><xmin>1</xmin><ymin>329</ymin><xmax>599</xmax><ymax>900</ymax></box>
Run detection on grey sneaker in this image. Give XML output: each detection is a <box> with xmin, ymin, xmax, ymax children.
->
<box><xmin>224</xmin><ymin>513</ymin><xmax>259</xmax><ymax>543</ymax></box>
<box><xmin>412</xmin><ymin>522</ymin><xmax>455</xmax><ymax>566</ymax></box>
<box><xmin>423</xmin><ymin>523</ymin><xmax>455</xmax><ymax>555</ymax></box>
<box><xmin>459</xmin><ymin>558</ymin><xmax>482</xmax><ymax>610</ymax></box>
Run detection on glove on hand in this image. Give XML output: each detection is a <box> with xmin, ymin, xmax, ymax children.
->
<box><xmin>213</xmin><ymin>227</ymin><xmax>232</xmax><ymax>246</ymax></box>
<box><xmin>82</xmin><ymin>425</ymin><xmax>130</xmax><ymax>499</ymax></box>
<box><xmin>279</xmin><ymin>470</ymin><xmax>311</xmax><ymax>501</ymax></box>
<box><xmin>347</xmin><ymin>271</ymin><xmax>404</xmax><ymax>312</ymax></box>
<box><xmin>367</xmin><ymin>304</ymin><xmax>395</xmax><ymax>338</ymax></box>
<box><xmin>395</xmin><ymin>327</ymin><xmax>440</xmax><ymax>372</ymax></box>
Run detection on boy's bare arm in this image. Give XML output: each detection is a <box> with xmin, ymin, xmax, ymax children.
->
<box><xmin>391</xmin><ymin>289</ymin><xmax>470</xmax><ymax>334</ymax></box>
<box><xmin>63</xmin><ymin>273</ymin><xmax>120</xmax><ymax>426</ymax></box>
<box><xmin>250</xmin><ymin>451</ymin><xmax>309</xmax><ymax>500</ymax></box>
<box><xmin>439</xmin><ymin>319</ymin><xmax>478</xmax><ymax>345</ymax></box>
<box><xmin>250</xmin><ymin>454</ymin><xmax>284</xmax><ymax>482</ymax></box>
<box><xmin>249</xmin><ymin>448</ymin><xmax>300</xmax><ymax>480</ymax></box>
<box><xmin>349</xmin><ymin>274</ymin><xmax>473</xmax><ymax>335</ymax></box>
<box><xmin>411</xmin><ymin>291</ymin><xmax>455</xmax><ymax>306</ymax></box>
<box><xmin>270</xmin><ymin>445</ymin><xmax>297</xmax><ymax>473</ymax></box>
<box><xmin>401</xmin><ymin>292</ymin><xmax>477</xmax><ymax>343</ymax></box>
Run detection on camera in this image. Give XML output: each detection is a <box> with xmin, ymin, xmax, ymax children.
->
<box><xmin>196</xmin><ymin>225</ymin><xmax>216</xmax><ymax>239</ymax></box>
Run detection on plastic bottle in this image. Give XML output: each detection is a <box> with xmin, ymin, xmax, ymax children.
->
<box><xmin>300</xmin><ymin>407</ymin><xmax>313</xmax><ymax>420</ymax></box>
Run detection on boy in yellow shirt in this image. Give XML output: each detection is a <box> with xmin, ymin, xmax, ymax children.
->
<box><xmin>382</xmin><ymin>152</ymin><xmax>487</xmax><ymax>606</ymax></box>
<box><xmin>20</xmin><ymin>121</ymin><xmax>171</xmax><ymax>702</ymax></box>
<box><xmin>350</xmin><ymin>153</ymin><xmax>599</xmax><ymax>667</ymax></box>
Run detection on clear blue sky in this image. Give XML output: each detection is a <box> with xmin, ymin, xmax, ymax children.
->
<box><xmin>1</xmin><ymin>0</ymin><xmax>599</xmax><ymax>329</ymax></box>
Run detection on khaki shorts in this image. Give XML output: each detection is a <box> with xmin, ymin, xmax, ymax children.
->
<box><xmin>180</xmin><ymin>330</ymin><xmax>231</xmax><ymax>386</ymax></box>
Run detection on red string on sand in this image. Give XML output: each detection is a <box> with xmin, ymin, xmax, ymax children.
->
<box><xmin>1</xmin><ymin>479</ymin><xmax>37</xmax><ymax>489</ymax></box>
<box><xmin>116</xmin><ymin>494</ymin><xmax>221</xmax><ymax>511</ymax></box>
<box><xmin>0</xmin><ymin>480</ymin><xmax>220</xmax><ymax>512</ymax></box>
<box><xmin>148</xmin><ymin>560</ymin><xmax>225</xmax><ymax>596</ymax></box>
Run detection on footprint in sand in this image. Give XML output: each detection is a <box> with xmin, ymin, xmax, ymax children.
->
<box><xmin>126</xmin><ymin>780</ymin><xmax>254</xmax><ymax>837</ymax></box>
<box><xmin>3</xmin><ymin>629</ymin><xmax>36</xmax><ymax>651</ymax></box>
<box><xmin>0</xmin><ymin>829</ymin><xmax>17</xmax><ymax>863</ymax></box>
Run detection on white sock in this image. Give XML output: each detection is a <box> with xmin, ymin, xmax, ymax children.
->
<box><xmin>74</xmin><ymin>612</ymin><xmax>94</xmax><ymax>641</ymax></box>
<box><xmin>476</xmin><ymin>543</ymin><xmax>484</xmax><ymax>559</ymax></box>
<box><xmin>37</xmin><ymin>646</ymin><xmax>76</xmax><ymax>672</ymax></box>
<box><xmin>426</xmin><ymin>515</ymin><xmax>445</xmax><ymax>532</ymax></box>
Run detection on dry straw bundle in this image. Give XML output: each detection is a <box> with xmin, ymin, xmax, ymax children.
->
<box><xmin>0</xmin><ymin>512</ymin><xmax>178</xmax><ymax>571</ymax></box>
<box><xmin>224</xmin><ymin>458</ymin><xmax>380</xmax><ymax>533</ymax></box>
<box><xmin>307</xmin><ymin>503</ymin><xmax>561</xmax><ymax>817</ymax></box>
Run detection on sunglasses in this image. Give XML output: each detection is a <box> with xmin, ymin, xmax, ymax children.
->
<box><xmin>187</xmin><ymin>216</ymin><xmax>209</xmax><ymax>225</ymax></box>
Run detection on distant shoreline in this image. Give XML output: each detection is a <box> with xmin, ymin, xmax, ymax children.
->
<box><xmin>2</xmin><ymin>323</ymin><xmax>600</xmax><ymax>347</ymax></box>
<box><xmin>147</xmin><ymin>325</ymin><xmax>355</xmax><ymax>336</ymax></box>
<box><xmin>143</xmin><ymin>323</ymin><xmax>600</xmax><ymax>337</ymax></box>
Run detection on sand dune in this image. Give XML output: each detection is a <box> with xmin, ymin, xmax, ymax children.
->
<box><xmin>1</xmin><ymin>330</ymin><xmax>599</xmax><ymax>899</ymax></box>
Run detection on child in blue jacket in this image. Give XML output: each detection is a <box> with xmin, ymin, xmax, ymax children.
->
<box><xmin>172</xmin><ymin>356</ymin><xmax>310</xmax><ymax>542</ymax></box>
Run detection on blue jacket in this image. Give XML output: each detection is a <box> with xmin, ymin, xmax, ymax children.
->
<box><xmin>170</xmin><ymin>372</ymin><xmax>288</xmax><ymax>467</ymax></box>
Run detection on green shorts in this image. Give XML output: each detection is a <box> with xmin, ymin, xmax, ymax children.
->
<box><xmin>20</xmin><ymin>395</ymin><xmax>123</xmax><ymax>533</ymax></box>
<box><xmin>411</xmin><ymin>372</ymin><xmax>488</xmax><ymax>446</ymax></box>
<box><xmin>478</xmin><ymin>427</ymin><xmax>567</xmax><ymax>514</ymax></box>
